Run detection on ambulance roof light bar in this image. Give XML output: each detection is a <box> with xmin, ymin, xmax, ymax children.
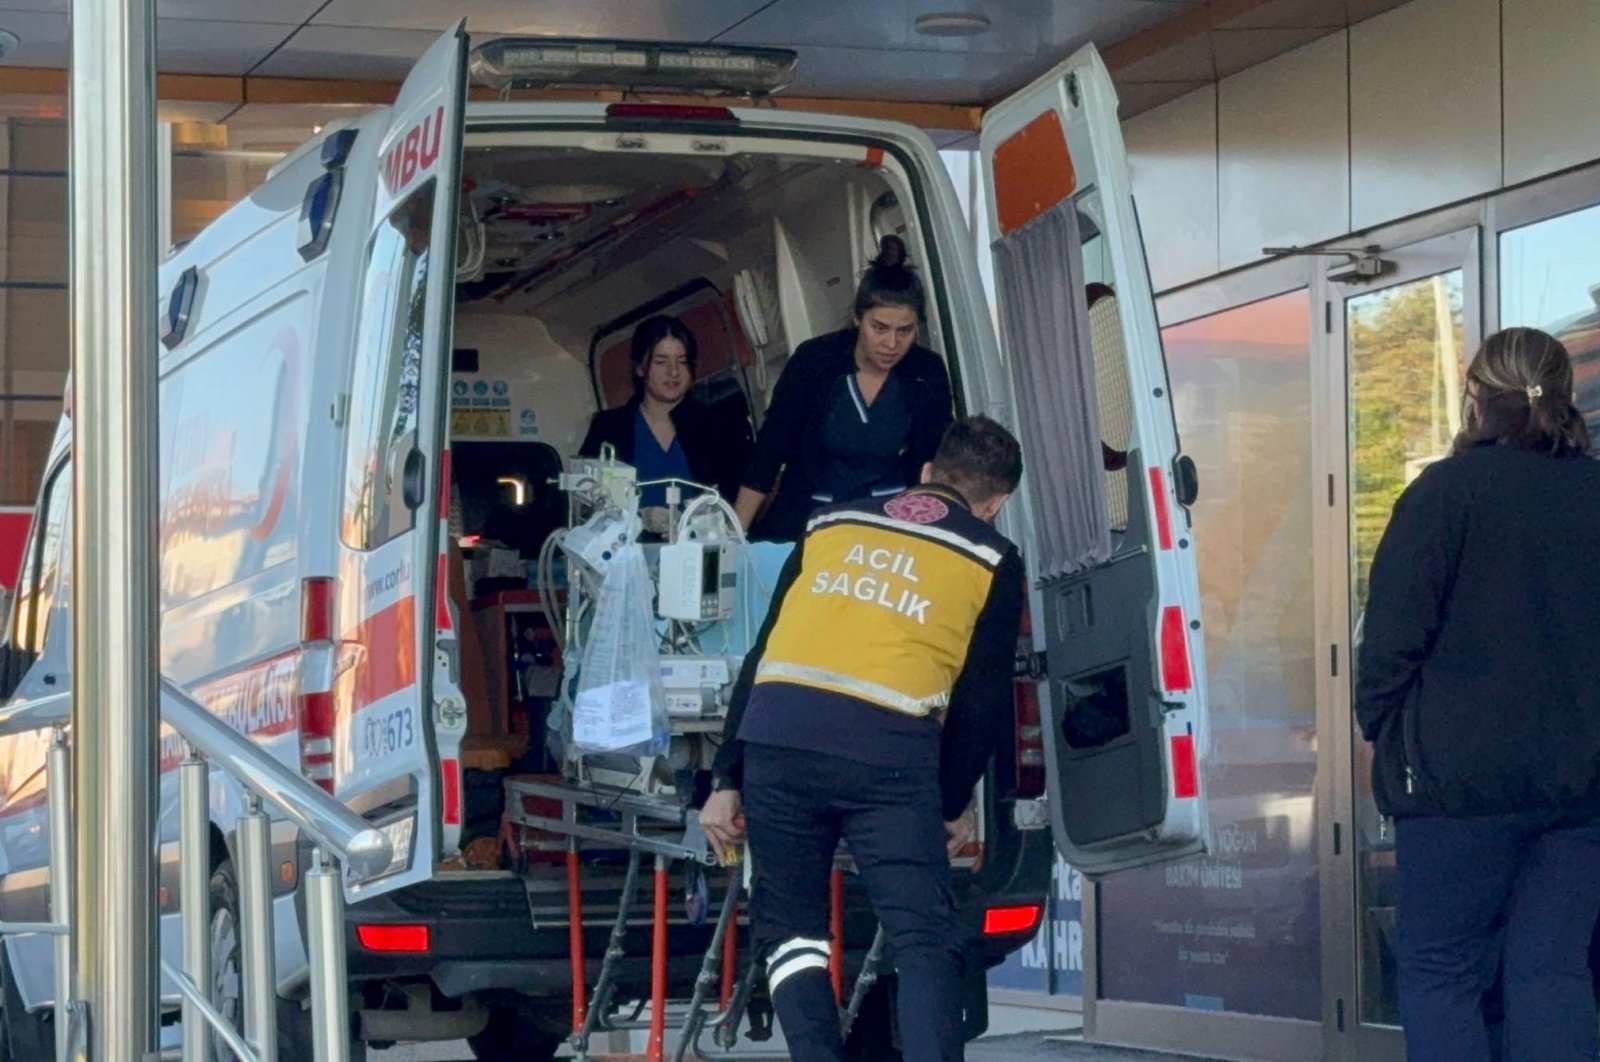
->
<box><xmin>469</xmin><ymin>37</ymin><xmax>797</xmax><ymax>97</ymax></box>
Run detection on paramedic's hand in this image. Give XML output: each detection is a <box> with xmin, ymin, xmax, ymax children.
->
<box><xmin>642</xmin><ymin>506</ymin><xmax>670</xmax><ymax>536</ymax></box>
<box><xmin>700</xmin><ymin>789</ymin><xmax>745</xmax><ymax>865</ymax></box>
<box><xmin>944</xmin><ymin>807</ymin><xmax>976</xmax><ymax>858</ymax></box>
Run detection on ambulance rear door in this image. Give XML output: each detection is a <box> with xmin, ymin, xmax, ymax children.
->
<box><xmin>332</xmin><ymin>22</ymin><xmax>467</xmax><ymax>895</ymax></box>
<box><xmin>980</xmin><ymin>46</ymin><xmax>1211</xmax><ymax>877</ymax></box>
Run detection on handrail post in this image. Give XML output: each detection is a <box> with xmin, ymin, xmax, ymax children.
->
<box><xmin>46</xmin><ymin>728</ymin><xmax>72</xmax><ymax>1062</ymax></box>
<box><xmin>236</xmin><ymin>794</ymin><xmax>278</xmax><ymax>1060</ymax></box>
<box><xmin>179</xmin><ymin>749</ymin><xmax>212</xmax><ymax>1062</ymax></box>
<box><xmin>68</xmin><ymin>0</ymin><xmax>162</xmax><ymax>1053</ymax></box>
<box><xmin>305</xmin><ymin>849</ymin><xmax>350</xmax><ymax>1062</ymax></box>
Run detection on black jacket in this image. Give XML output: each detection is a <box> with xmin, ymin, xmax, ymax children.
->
<box><xmin>712</xmin><ymin>485</ymin><xmax>1024</xmax><ymax>820</ymax></box>
<box><xmin>579</xmin><ymin>394</ymin><xmax>752</xmax><ymax>503</ymax></box>
<box><xmin>1356</xmin><ymin>444</ymin><xmax>1600</xmax><ymax>819</ymax></box>
<box><xmin>743</xmin><ymin>329</ymin><xmax>954</xmax><ymax>541</ymax></box>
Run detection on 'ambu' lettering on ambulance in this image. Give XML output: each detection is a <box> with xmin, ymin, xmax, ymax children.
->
<box><xmin>382</xmin><ymin>104</ymin><xmax>445</xmax><ymax>195</ymax></box>
<box><xmin>810</xmin><ymin>542</ymin><xmax>931</xmax><ymax>625</ymax></box>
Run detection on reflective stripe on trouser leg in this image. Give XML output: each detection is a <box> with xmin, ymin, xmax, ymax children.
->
<box><xmin>766</xmin><ymin>935</ymin><xmax>832</xmax><ymax>992</ymax></box>
<box><xmin>766</xmin><ymin>935</ymin><xmax>845</xmax><ymax>1062</ymax></box>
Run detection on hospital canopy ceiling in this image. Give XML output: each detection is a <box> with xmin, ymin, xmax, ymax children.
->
<box><xmin>0</xmin><ymin>0</ymin><xmax>1410</xmax><ymax>118</ymax></box>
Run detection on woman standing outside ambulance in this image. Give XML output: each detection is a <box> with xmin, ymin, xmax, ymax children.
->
<box><xmin>733</xmin><ymin>235</ymin><xmax>954</xmax><ymax>541</ymax></box>
<box><xmin>1356</xmin><ymin>327</ymin><xmax>1600</xmax><ymax>1062</ymax></box>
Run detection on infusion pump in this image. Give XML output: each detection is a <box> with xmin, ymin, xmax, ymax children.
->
<box><xmin>657</xmin><ymin>539</ymin><xmax>738</xmax><ymax>621</ymax></box>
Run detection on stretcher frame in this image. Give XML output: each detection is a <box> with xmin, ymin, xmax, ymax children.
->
<box><xmin>504</xmin><ymin>775</ymin><xmax>886</xmax><ymax>1061</ymax></box>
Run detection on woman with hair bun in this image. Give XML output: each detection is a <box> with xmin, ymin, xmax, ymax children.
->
<box><xmin>733</xmin><ymin>234</ymin><xmax>954</xmax><ymax>541</ymax></box>
<box><xmin>1356</xmin><ymin>327</ymin><xmax>1600</xmax><ymax>1061</ymax></box>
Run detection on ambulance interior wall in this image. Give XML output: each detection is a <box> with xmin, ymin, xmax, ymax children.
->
<box><xmin>445</xmin><ymin>154</ymin><xmax>905</xmax><ymax>519</ymax></box>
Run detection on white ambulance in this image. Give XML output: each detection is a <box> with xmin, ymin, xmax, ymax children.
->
<box><xmin>0</xmin><ymin>23</ymin><xmax>1210</xmax><ymax>1058</ymax></box>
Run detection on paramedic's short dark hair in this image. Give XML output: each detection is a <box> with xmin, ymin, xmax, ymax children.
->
<box><xmin>854</xmin><ymin>234</ymin><xmax>927</xmax><ymax>321</ymax></box>
<box><xmin>930</xmin><ymin>416</ymin><xmax>1023</xmax><ymax>503</ymax></box>
<box><xmin>629</xmin><ymin>315</ymin><xmax>698</xmax><ymax>393</ymax></box>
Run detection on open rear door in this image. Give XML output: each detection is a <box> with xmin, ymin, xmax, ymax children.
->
<box><xmin>333</xmin><ymin>23</ymin><xmax>467</xmax><ymax>897</ymax></box>
<box><xmin>980</xmin><ymin>46</ymin><xmax>1210</xmax><ymax>877</ymax></box>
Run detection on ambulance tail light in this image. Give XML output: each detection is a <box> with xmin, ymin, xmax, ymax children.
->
<box><xmin>356</xmin><ymin>924</ymin><xmax>431</xmax><ymax>953</ymax></box>
<box><xmin>300</xmin><ymin>576</ymin><xmax>337</xmax><ymax>792</ymax></box>
<box><xmin>983</xmin><ymin>903</ymin><xmax>1043</xmax><ymax>937</ymax></box>
<box><xmin>301</xmin><ymin>575</ymin><xmax>334</xmax><ymax>643</ymax></box>
<box><xmin>1013</xmin><ymin>681</ymin><xmax>1046</xmax><ymax>799</ymax></box>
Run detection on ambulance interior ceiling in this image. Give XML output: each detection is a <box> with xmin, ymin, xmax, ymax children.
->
<box><xmin>454</xmin><ymin>143</ymin><xmax>904</xmax><ymax>376</ymax></box>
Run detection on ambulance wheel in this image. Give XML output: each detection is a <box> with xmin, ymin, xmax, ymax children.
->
<box><xmin>210</xmin><ymin>860</ymin><xmax>366</xmax><ymax>1060</ymax></box>
<box><xmin>0</xmin><ymin>948</ymin><xmax>50</xmax><ymax>1062</ymax></box>
<box><xmin>467</xmin><ymin>999</ymin><xmax>563</xmax><ymax>1060</ymax></box>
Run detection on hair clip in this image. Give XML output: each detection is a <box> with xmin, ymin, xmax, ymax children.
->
<box><xmin>1526</xmin><ymin>385</ymin><xmax>1544</xmax><ymax>400</ymax></box>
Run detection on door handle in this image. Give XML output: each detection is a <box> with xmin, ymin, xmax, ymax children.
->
<box><xmin>401</xmin><ymin>447</ymin><xmax>427</xmax><ymax>512</ymax></box>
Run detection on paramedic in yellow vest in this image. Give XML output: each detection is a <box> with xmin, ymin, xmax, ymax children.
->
<box><xmin>700</xmin><ymin>415</ymin><xmax>1025</xmax><ymax>1062</ymax></box>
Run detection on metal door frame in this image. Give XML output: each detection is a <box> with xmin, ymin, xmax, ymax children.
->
<box><xmin>1314</xmin><ymin>206</ymin><xmax>1484</xmax><ymax>1062</ymax></box>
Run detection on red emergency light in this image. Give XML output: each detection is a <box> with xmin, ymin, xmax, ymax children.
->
<box><xmin>356</xmin><ymin>924</ymin><xmax>431</xmax><ymax>953</ymax></box>
<box><xmin>983</xmin><ymin>904</ymin><xmax>1043</xmax><ymax>937</ymax></box>
<box><xmin>606</xmin><ymin>103</ymin><xmax>738</xmax><ymax>123</ymax></box>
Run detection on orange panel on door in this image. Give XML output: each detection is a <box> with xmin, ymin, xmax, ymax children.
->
<box><xmin>992</xmin><ymin>110</ymin><xmax>1076</xmax><ymax>236</ymax></box>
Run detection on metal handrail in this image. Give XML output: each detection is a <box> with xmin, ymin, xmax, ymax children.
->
<box><xmin>0</xmin><ymin>681</ymin><xmax>388</xmax><ymax>1060</ymax></box>
<box><xmin>160</xmin><ymin>959</ymin><xmax>260</xmax><ymax>1062</ymax></box>
<box><xmin>0</xmin><ymin>685</ymin><xmax>392</xmax><ymax>881</ymax></box>
<box><xmin>0</xmin><ymin>689</ymin><xmax>70</xmax><ymax>736</ymax></box>
<box><xmin>159</xmin><ymin>681</ymin><xmax>392</xmax><ymax>881</ymax></box>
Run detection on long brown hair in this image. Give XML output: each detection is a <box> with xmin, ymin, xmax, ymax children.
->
<box><xmin>1452</xmin><ymin>327</ymin><xmax>1591</xmax><ymax>458</ymax></box>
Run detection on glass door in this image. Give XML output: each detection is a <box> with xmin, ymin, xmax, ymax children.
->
<box><xmin>1320</xmin><ymin>228</ymin><xmax>1481</xmax><ymax>1060</ymax></box>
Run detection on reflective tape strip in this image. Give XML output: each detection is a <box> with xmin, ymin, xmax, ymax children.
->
<box><xmin>767</xmin><ymin>936</ymin><xmax>832</xmax><ymax>991</ymax></box>
<box><xmin>806</xmin><ymin>509</ymin><xmax>1003</xmax><ymax>567</ymax></box>
<box><xmin>756</xmin><ymin>660</ymin><xmax>949</xmax><ymax>717</ymax></box>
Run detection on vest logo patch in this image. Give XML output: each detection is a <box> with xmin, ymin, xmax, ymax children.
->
<box><xmin>884</xmin><ymin>493</ymin><xmax>948</xmax><ymax>524</ymax></box>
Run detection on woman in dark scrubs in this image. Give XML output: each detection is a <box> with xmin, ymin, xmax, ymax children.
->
<box><xmin>580</xmin><ymin>315</ymin><xmax>752</xmax><ymax>531</ymax></box>
<box><xmin>733</xmin><ymin>235</ymin><xmax>954</xmax><ymax>541</ymax></box>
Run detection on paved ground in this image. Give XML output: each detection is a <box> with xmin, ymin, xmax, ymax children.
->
<box><xmin>373</xmin><ymin>1008</ymin><xmax>1203</xmax><ymax>1060</ymax></box>
<box><xmin>377</xmin><ymin>1036</ymin><xmax>1197</xmax><ymax>1060</ymax></box>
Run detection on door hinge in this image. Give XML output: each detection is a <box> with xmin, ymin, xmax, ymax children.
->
<box><xmin>330</xmin><ymin>392</ymin><xmax>350</xmax><ymax>428</ymax></box>
<box><xmin>1333</xmin><ymin>821</ymin><xmax>1342</xmax><ymax>856</ymax></box>
<box><xmin>1324</xmin><ymin>301</ymin><xmax>1333</xmax><ymax>334</ymax></box>
<box><xmin>1330</xmin><ymin>644</ymin><xmax>1339</xmax><ymax>677</ymax></box>
<box><xmin>1336</xmin><ymin>997</ymin><xmax>1346</xmax><ymax>1032</ymax></box>
<box><xmin>1328</xmin><ymin>473</ymin><xmax>1336</xmax><ymax>507</ymax></box>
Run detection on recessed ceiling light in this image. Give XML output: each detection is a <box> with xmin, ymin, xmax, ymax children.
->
<box><xmin>0</xmin><ymin>30</ymin><xmax>20</xmax><ymax>62</ymax></box>
<box><xmin>913</xmin><ymin>12</ymin><xmax>992</xmax><ymax>37</ymax></box>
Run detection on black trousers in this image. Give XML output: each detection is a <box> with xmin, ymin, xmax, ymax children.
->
<box><xmin>743</xmin><ymin>743</ymin><xmax>969</xmax><ymax>1062</ymax></box>
<box><xmin>1395</xmin><ymin>812</ymin><xmax>1600</xmax><ymax>1062</ymax></box>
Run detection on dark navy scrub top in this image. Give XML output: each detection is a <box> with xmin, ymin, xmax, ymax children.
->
<box><xmin>813</xmin><ymin>372</ymin><xmax>913</xmax><ymax>506</ymax></box>
<box><xmin>633</xmin><ymin>407</ymin><xmax>694</xmax><ymax>508</ymax></box>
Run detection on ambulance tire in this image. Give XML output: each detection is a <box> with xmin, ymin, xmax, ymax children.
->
<box><xmin>466</xmin><ymin>999</ymin><xmax>563</xmax><ymax>1060</ymax></box>
<box><xmin>0</xmin><ymin>947</ymin><xmax>50</xmax><ymax>1062</ymax></box>
<box><xmin>210</xmin><ymin>860</ymin><xmax>367</xmax><ymax>1061</ymax></box>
